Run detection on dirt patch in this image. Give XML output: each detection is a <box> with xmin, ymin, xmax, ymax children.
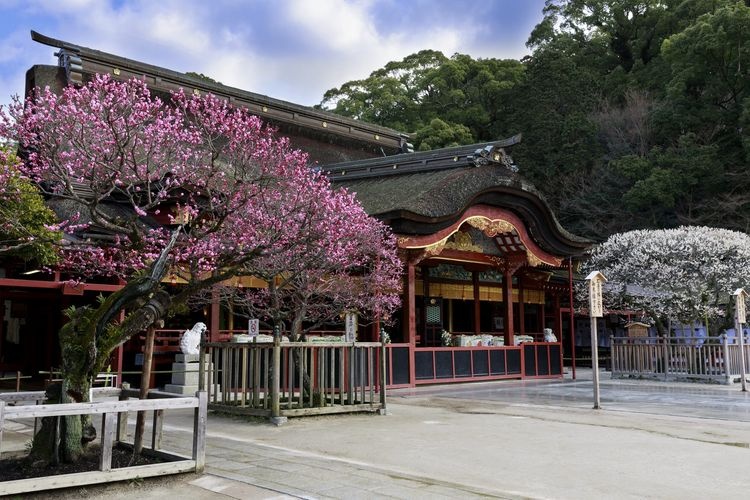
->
<box><xmin>0</xmin><ymin>445</ymin><xmax>166</xmax><ymax>482</ymax></box>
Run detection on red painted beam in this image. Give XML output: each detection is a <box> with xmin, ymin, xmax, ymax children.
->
<box><xmin>0</xmin><ymin>277</ymin><xmax>123</xmax><ymax>292</ymax></box>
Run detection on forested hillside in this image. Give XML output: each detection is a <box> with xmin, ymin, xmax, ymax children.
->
<box><xmin>318</xmin><ymin>0</ymin><xmax>750</xmax><ymax>240</ymax></box>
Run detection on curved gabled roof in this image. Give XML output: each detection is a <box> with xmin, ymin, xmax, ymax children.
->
<box><xmin>329</xmin><ymin>138</ymin><xmax>591</xmax><ymax>258</ymax></box>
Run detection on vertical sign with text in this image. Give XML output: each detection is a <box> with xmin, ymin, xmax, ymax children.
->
<box><xmin>248</xmin><ymin>319</ymin><xmax>259</xmax><ymax>337</ymax></box>
<box><xmin>345</xmin><ymin>312</ymin><xmax>358</xmax><ymax>342</ymax></box>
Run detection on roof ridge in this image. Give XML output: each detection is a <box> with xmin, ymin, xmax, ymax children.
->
<box><xmin>326</xmin><ymin>135</ymin><xmax>521</xmax><ymax>181</ymax></box>
<box><xmin>30</xmin><ymin>30</ymin><xmax>409</xmax><ymax>147</ymax></box>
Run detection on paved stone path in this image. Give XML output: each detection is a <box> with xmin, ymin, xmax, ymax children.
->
<box><xmin>4</xmin><ymin>369</ymin><xmax>750</xmax><ymax>498</ymax></box>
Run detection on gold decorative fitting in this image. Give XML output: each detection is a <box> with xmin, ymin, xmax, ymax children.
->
<box><xmin>444</xmin><ymin>231</ymin><xmax>482</xmax><ymax>253</ymax></box>
<box><xmin>375</xmin><ymin>134</ymin><xmax>380</xmax><ymax>140</ymax></box>
<box><xmin>322</xmin><ymin>121</ymin><xmax>328</xmax><ymax>128</ymax></box>
<box><xmin>193</xmin><ymin>89</ymin><xmax>201</xmax><ymax>96</ymax></box>
<box><xmin>453</xmin><ymin>156</ymin><xmax>458</xmax><ymax>162</ymax></box>
<box><xmin>393</xmin><ymin>165</ymin><xmax>397</xmax><ymax>169</ymax></box>
<box><xmin>113</xmin><ymin>68</ymin><xmax>121</xmax><ymax>76</ymax></box>
<box><xmin>424</xmin><ymin>240</ymin><xmax>446</xmax><ymax>257</ymax></box>
<box><xmin>262</xmin><ymin>106</ymin><xmax>268</xmax><ymax>112</ymax></box>
<box><xmin>526</xmin><ymin>252</ymin><xmax>543</xmax><ymax>267</ymax></box>
<box><xmin>466</xmin><ymin>216</ymin><xmax>515</xmax><ymax>237</ymax></box>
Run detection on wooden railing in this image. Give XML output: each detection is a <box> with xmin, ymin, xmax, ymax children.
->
<box><xmin>0</xmin><ymin>387</ymin><xmax>207</xmax><ymax>496</ymax></box>
<box><xmin>611</xmin><ymin>335</ymin><xmax>750</xmax><ymax>384</ymax></box>
<box><xmin>201</xmin><ymin>339</ymin><xmax>386</xmax><ymax>420</ymax></box>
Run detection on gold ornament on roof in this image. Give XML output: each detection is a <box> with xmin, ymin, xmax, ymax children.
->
<box><xmin>444</xmin><ymin>231</ymin><xmax>482</xmax><ymax>253</ymax></box>
<box><xmin>526</xmin><ymin>251</ymin><xmax>543</xmax><ymax>267</ymax></box>
<box><xmin>466</xmin><ymin>216</ymin><xmax>515</xmax><ymax>237</ymax></box>
<box><xmin>424</xmin><ymin>240</ymin><xmax>446</xmax><ymax>257</ymax></box>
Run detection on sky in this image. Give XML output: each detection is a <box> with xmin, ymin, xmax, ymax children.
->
<box><xmin>0</xmin><ymin>0</ymin><xmax>547</xmax><ymax>110</ymax></box>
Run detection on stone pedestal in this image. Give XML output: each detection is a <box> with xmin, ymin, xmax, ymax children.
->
<box><xmin>164</xmin><ymin>353</ymin><xmax>207</xmax><ymax>395</ymax></box>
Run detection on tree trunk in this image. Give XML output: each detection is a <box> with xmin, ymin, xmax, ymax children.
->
<box><xmin>29</xmin><ymin>232</ymin><xmax>179</xmax><ymax>465</ymax></box>
<box><xmin>30</xmin><ymin>378</ymin><xmax>94</xmax><ymax>465</ymax></box>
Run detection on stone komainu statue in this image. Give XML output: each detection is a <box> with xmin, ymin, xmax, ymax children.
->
<box><xmin>179</xmin><ymin>322</ymin><xmax>207</xmax><ymax>355</ymax></box>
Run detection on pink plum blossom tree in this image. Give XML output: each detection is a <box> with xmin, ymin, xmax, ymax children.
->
<box><xmin>0</xmin><ymin>74</ymin><xmax>401</xmax><ymax>464</ymax></box>
<box><xmin>207</xmin><ymin>189</ymin><xmax>402</xmax><ymax>340</ymax></box>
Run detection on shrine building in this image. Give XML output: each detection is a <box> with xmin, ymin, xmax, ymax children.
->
<box><xmin>0</xmin><ymin>32</ymin><xmax>591</xmax><ymax>388</ymax></box>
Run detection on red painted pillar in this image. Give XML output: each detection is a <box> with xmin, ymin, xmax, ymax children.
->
<box><xmin>473</xmin><ymin>271</ymin><xmax>481</xmax><ymax>335</ymax></box>
<box><xmin>503</xmin><ymin>270</ymin><xmax>514</xmax><ymax>346</ymax></box>
<box><xmin>554</xmin><ymin>294</ymin><xmax>562</xmax><ymax>338</ymax></box>
<box><xmin>568</xmin><ymin>257</ymin><xmax>577</xmax><ymax>379</ymax></box>
<box><xmin>406</xmin><ymin>262</ymin><xmax>417</xmax><ymax>386</ymax></box>
<box><xmin>519</xmin><ymin>280</ymin><xmax>525</xmax><ymax>336</ymax></box>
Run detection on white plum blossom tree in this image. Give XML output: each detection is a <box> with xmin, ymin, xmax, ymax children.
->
<box><xmin>581</xmin><ymin>226</ymin><xmax>750</xmax><ymax>330</ymax></box>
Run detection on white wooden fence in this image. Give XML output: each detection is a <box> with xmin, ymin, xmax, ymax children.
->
<box><xmin>611</xmin><ymin>335</ymin><xmax>750</xmax><ymax>384</ymax></box>
<box><xmin>0</xmin><ymin>387</ymin><xmax>206</xmax><ymax>496</ymax></box>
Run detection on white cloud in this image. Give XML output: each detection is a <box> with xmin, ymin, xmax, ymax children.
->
<box><xmin>284</xmin><ymin>0</ymin><xmax>379</xmax><ymax>52</ymax></box>
<box><xmin>1</xmin><ymin>0</ymin><xmax>539</xmax><ymax>110</ymax></box>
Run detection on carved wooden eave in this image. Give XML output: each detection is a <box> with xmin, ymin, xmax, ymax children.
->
<box><xmin>397</xmin><ymin>205</ymin><xmax>562</xmax><ymax>268</ymax></box>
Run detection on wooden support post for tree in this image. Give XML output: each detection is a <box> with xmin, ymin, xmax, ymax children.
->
<box><xmin>133</xmin><ymin>325</ymin><xmax>156</xmax><ymax>458</ymax></box>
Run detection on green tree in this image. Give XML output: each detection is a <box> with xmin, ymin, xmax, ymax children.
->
<box><xmin>0</xmin><ymin>148</ymin><xmax>59</xmax><ymax>264</ymax></box>
<box><xmin>414</xmin><ymin>118</ymin><xmax>474</xmax><ymax>151</ymax></box>
<box><xmin>319</xmin><ymin>50</ymin><xmax>523</xmax><ymax>149</ymax></box>
<box><xmin>659</xmin><ymin>2</ymin><xmax>750</xmax><ymax>150</ymax></box>
<box><xmin>517</xmin><ymin>0</ymin><xmax>749</xmax><ymax>237</ymax></box>
<box><xmin>319</xmin><ymin>49</ymin><xmax>448</xmax><ymax>133</ymax></box>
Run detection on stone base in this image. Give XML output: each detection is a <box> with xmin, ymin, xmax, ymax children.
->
<box><xmin>175</xmin><ymin>353</ymin><xmax>200</xmax><ymax>363</ymax></box>
<box><xmin>164</xmin><ymin>383</ymin><xmax>200</xmax><ymax>395</ymax></box>
<box><xmin>269</xmin><ymin>416</ymin><xmax>288</xmax><ymax>426</ymax></box>
<box><xmin>170</xmin><ymin>362</ymin><xmax>201</xmax><ymax>386</ymax></box>
<box><xmin>164</xmin><ymin>355</ymin><xmax>211</xmax><ymax>394</ymax></box>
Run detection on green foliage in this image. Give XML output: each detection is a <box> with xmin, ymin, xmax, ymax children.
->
<box><xmin>319</xmin><ymin>0</ymin><xmax>750</xmax><ymax>239</ymax></box>
<box><xmin>414</xmin><ymin>118</ymin><xmax>474</xmax><ymax>151</ymax></box>
<box><xmin>511</xmin><ymin>0</ymin><xmax>750</xmax><ymax>237</ymax></box>
<box><xmin>660</xmin><ymin>2</ymin><xmax>750</xmax><ymax>146</ymax></box>
<box><xmin>0</xmin><ymin>150</ymin><xmax>60</xmax><ymax>264</ymax></box>
<box><xmin>319</xmin><ymin>50</ymin><xmax>523</xmax><ymax>149</ymax></box>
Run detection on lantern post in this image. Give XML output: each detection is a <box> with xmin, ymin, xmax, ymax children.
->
<box><xmin>733</xmin><ymin>288</ymin><xmax>748</xmax><ymax>392</ymax></box>
<box><xmin>586</xmin><ymin>271</ymin><xmax>606</xmax><ymax>409</ymax></box>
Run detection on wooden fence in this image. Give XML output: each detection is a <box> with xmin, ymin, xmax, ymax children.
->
<box><xmin>201</xmin><ymin>339</ymin><xmax>386</xmax><ymax>419</ymax></box>
<box><xmin>0</xmin><ymin>387</ymin><xmax>207</xmax><ymax>496</ymax></box>
<box><xmin>611</xmin><ymin>335</ymin><xmax>750</xmax><ymax>384</ymax></box>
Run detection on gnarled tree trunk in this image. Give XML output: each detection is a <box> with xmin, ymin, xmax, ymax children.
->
<box><xmin>30</xmin><ymin>232</ymin><xmax>178</xmax><ymax>465</ymax></box>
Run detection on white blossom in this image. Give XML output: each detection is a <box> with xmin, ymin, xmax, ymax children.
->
<box><xmin>580</xmin><ymin>226</ymin><xmax>750</xmax><ymax>323</ymax></box>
